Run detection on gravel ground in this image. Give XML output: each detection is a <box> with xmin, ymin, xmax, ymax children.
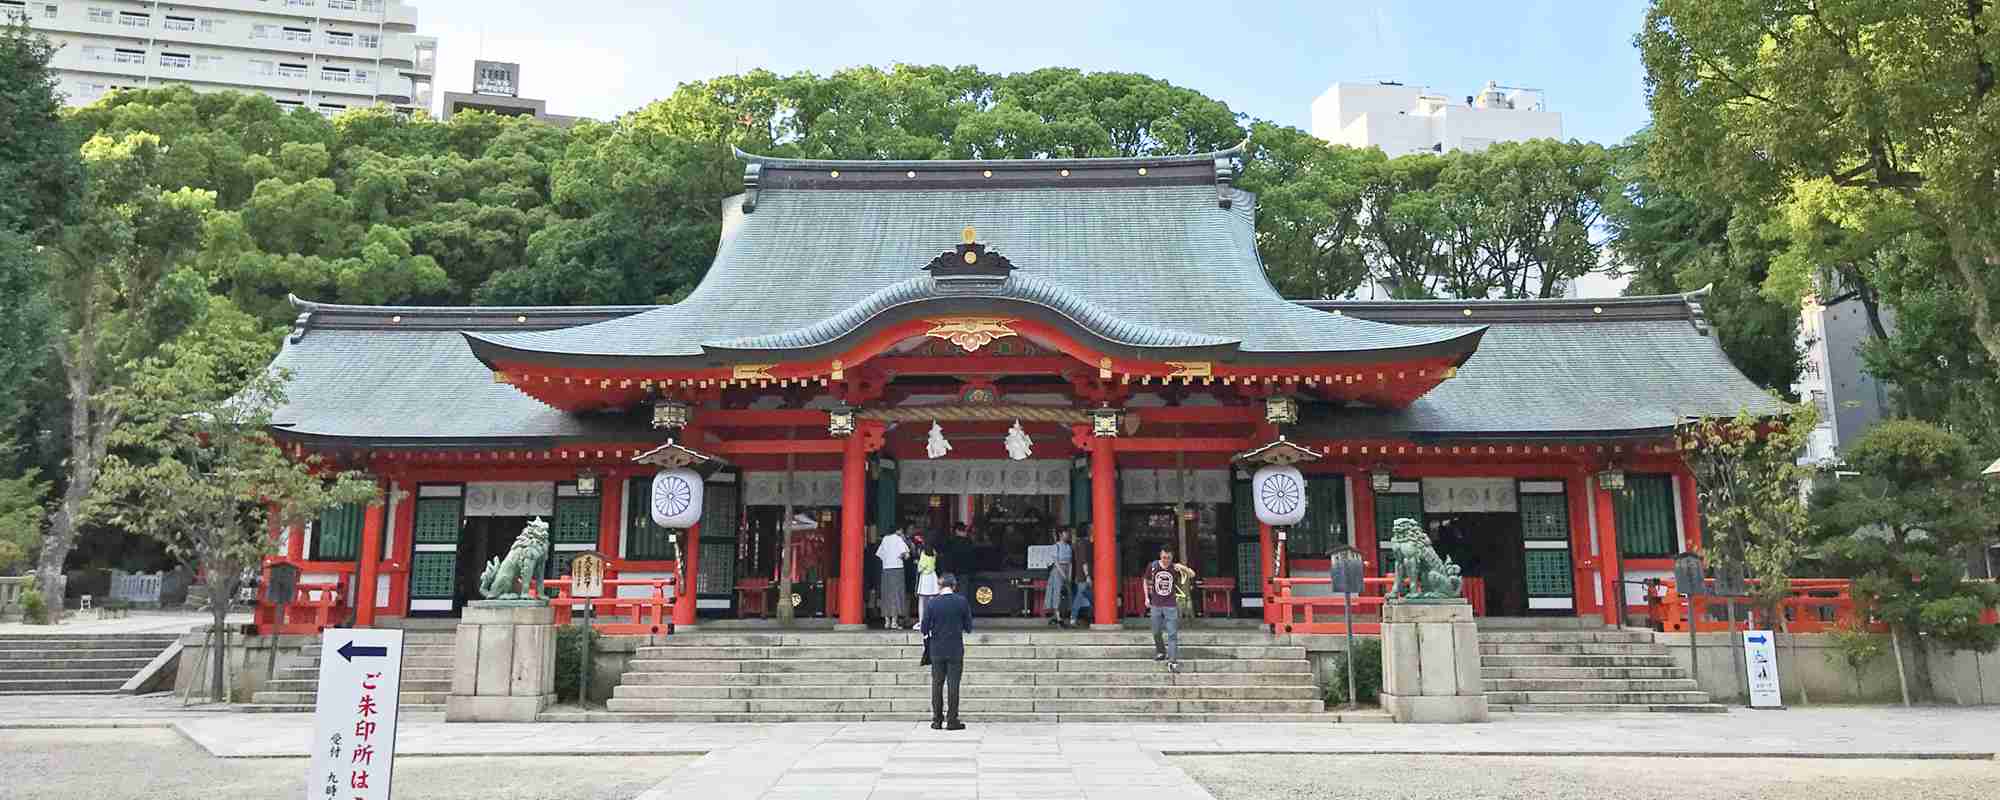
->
<box><xmin>1177</xmin><ymin>754</ymin><xmax>2000</xmax><ymax>800</ymax></box>
<box><xmin>0</xmin><ymin>728</ymin><xmax>695</xmax><ymax>800</ymax></box>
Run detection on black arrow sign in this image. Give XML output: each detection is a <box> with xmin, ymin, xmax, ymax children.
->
<box><xmin>337</xmin><ymin>641</ymin><xmax>388</xmax><ymax>662</ymax></box>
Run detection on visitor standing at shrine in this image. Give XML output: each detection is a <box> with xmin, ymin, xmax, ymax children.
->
<box><xmin>876</xmin><ymin>527</ymin><xmax>912</xmax><ymax>630</ymax></box>
<box><xmin>914</xmin><ymin>542</ymin><xmax>942</xmax><ymax>626</ymax></box>
<box><xmin>920</xmin><ymin>574</ymin><xmax>973</xmax><ymax>731</ymax></box>
<box><xmin>1144</xmin><ymin>547</ymin><xmax>1195</xmax><ymax>672</ymax></box>
<box><xmin>1044</xmin><ymin>527</ymin><xmax>1074</xmax><ymax>627</ymax></box>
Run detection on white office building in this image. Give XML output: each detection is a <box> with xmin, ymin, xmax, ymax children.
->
<box><xmin>1311</xmin><ymin>80</ymin><xmax>1563</xmax><ymax>156</ymax></box>
<box><xmin>10</xmin><ymin>0</ymin><xmax>436</xmax><ymax>116</ymax></box>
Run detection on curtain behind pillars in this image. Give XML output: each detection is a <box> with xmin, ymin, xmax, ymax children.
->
<box><xmin>1069</xmin><ymin>462</ymin><xmax>1091</xmax><ymax>527</ymax></box>
<box><xmin>871</xmin><ymin>461</ymin><xmax>897</xmax><ymax>531</ymax></box>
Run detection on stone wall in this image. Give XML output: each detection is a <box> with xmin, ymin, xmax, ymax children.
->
<box><xmin>1657</xmin><ymin>631</ymin><xmax>1999</xmax><ymax>705</ymax></box>
<box><xmin>172</xmin><ymin>629</ymin><xmax>318</xmax><ymax>702</ymax></box>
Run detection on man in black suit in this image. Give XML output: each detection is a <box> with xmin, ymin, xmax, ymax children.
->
<box><xmin>920</xmin><ymin>574</ymin><xmax>973</xmax><ymax>730</ymax></box>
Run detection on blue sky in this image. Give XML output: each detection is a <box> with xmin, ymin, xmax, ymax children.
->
<box><xmin>423</xmin><ymin>0</ymin><xmax>1656</xmax><ymax>146</ymax></box>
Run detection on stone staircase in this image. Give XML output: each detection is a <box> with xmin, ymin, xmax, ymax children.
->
<box><xmin>573</xmin><ymin>630</ymin><xmax>1338</xmax><ymax>723</ymax></box>
<box><xmin>244</xmin><ymin>631</ymin><xmax>456</xmax><ymax>713</ymax></box>
<box><xmin>0</xmin><ymin>634</ymin><xmax>179</xmax><ymax>694</ymax></box>
<box><xmin>1478</xmin><ymin>625</ymin><xmax>1722</xmax><ymax>713</ymax></box>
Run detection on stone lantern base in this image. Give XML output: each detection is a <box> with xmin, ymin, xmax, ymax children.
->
<box><xmin>1379</xmin><ymin>600</ymin><xmax>1489</xmax><ymax>723</ymax></box>
<box><xmin>445</xmin><ymin>600</ymin><xmax>556</xmax><ymax>723</ymax></box>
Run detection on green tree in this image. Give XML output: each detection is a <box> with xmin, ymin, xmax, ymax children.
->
<box><xmin>1639</xmin><ymin>0</ymin><xmax>2000</xmax><ymax>370</ymax></box>
<box><xmin>1808</xmin><ymin>419</ymin><xmax>2000</xmax><ymax>702</ymax></box>
<box><xmin>1239</xmin><ymin>122</ymin><xmax>1381</xmax><ymax>299</ymax></box>
<box><xmin>1677</xmin><ymin>402</ymin><xmax>1821</xmax><ymax>616</ymax></box>
<box><xmin>31</xmin><ymin>131</ymin><xmax>214</xmax><ymax>617</ymax></box>
<box><xmin>90</xmin><ymin>327</ymin><xmax>374</xmax><ymax>701</ymax></box>
<box><xmin>0</xmin><ymin>17</ymin><xmax>78</xmax><ymax>478</ymax></box>
<box><xmin>0</xmin><ymin>469</ymin><xmax>46</xmax><ymax>574</ymax></box>
<box><xmin>1605</xmin><ymin>131</ymin><xmax>1802</xmax><ymax>392</ymax></box>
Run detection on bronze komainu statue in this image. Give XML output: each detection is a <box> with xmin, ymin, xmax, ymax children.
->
<box><xmin>1384</xmin><ymin>517</ymin><xmax>1463</xmax><ymax>600</ymax></box>
<box><xmin>479</xmin><ymin>517</ymin><xmax>550</xmax><ymax>600</ymax></box>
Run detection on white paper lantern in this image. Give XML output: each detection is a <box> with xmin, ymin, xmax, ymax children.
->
<box><xmin>1251</xmin><ymin>465</ymin><xmax>1308</xmax><ymax>526</ymax></box>
<box><xmin>650</xmin><ymin>468</ymin><xmax>704</xmax><ymax>529</ymax></box>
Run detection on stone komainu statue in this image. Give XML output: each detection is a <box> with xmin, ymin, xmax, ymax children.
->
<box><xmin>1384</xmin><ymin>517</ymin><xmax>1463</xmax><ymax>600</ymax></box>
<box><xmin>479</xmin><ymin>517</ymin><xmax>550</xmax><ymax>600</ymax></box>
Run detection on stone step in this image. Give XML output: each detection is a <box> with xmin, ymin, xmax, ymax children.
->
<box><xmin>539</xmin><ymin>710</ymin><xmax>1352</xmax><ymax>724</ymax></box>
<box><xmin>288</xmin><ymin>657</ymin><xmax>455</xmax><ymax>671</ymax></box>
<box><xmin>248</xmin><ymin>690</ymin><xmax>449</xmax><ymax>707</ymax></box>
<box><xmin>1482</xmin><ymin>678</ymin><xmax>1701</xmax><ymax>692</ymax></box>
<box><xmin>1481</xmin><ymin>666</ymin><xmax>1687</xmax><ymax>680</ymax></box>
<box><xmin>623</xmin><ymin>657</ymin><xmax>1310</xmax><ymax>675</ymax></box>
<box><xmin>630</xmin><ymin>644</ymin><xmax>1307</xmax><ymax>661</ymax></box>
<box><xmin>1471</xmin><ymin>617</ymin><xmax>1608</xmax><ymax>631</ymax></box>
<box><xmin>0</xmin><ymin>648</ymin><xmax>167</xmax><ymax>660</ymax></box>
<box><xmin>1478</xmin><ymin>642</ymin><xmax>1669</xmax><ymax>655</ymax></box>
<box><xmin>242</xmin><ymin>703</ymin><xmax>445</xmax><ymax>714</ymax></box>
<box><xmin>612</xmin><ymin>683</ymin><xmax>1322</xmax><ymax>701</ymax></box>
<box><xmin>1484</xmin><ymin>690</ymin><xmax>1714</xmax><ymax>705</ymax></box>
<box><xmin>643</xmin><ymin>632</ymin><xmax>1281</xmax><ymax>647</ymax></box>
<box><xmin>1491</xmin><ymin>703</ymin><xmax>1726</xmax><ymax>714</ymax></box>
<box><xmin>258</xmin><ymin>679</ymin><xmax>454</xmax><ymax>696</ymax></box>
<box><xmin>1475</xmin><ymin>631</ymin><xmax>1655</xmax><ymax>644</ymax></box>
<box><xmin>0</xmin><ymin>656</ymin><xmax>157</xmax><ymax>670</ymax></box>
<box><xmin>0</xmin><ymin>678</ymin><xmax>129</xmax><ymax>693</ymax></box>
<box><xmin>1478</xmin><ymin>654</ymin><xmax>1679</xmax><ymax>667</ymax></box>
<box><xmin>268</xmin><ymin>667</ymin><xmax>454</xmax><ymax>682</ymax></box>
<box><xmin>0</xmin><ymin>668</ymin><xmax>150</xmax><ymax>681</ymax></box>
<box><xmin>602</xmin><ymin>697</ymin><xmax>1324</xmax><ymax>715</ymax></box>
<box><xmin>619</xmin><ymin>669</ymin><xmax>1317</xmax><ymax>687</ymax></box>
<box><xmin>0</xmin><ymin>636</ymin><xmax>180</xmax><ymax>649</ymax></box>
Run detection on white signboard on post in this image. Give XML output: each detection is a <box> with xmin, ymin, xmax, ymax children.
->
<box><xmin>305</xmin><ymin>629</ymin><xmax>404</xmax><ymax>800</ymax></box>
<box><xmin>1741</xmin><ymin>630</ymin><xmax>1783</xmax><ymax>708</ymax></box>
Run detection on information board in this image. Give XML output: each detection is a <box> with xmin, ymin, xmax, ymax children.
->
<box><xmin>305</xmin><ymin>629</ymin><xmax>404</xmax><ymax>800</ymax></box>
<box><xmin>1741</xmin><ymin>630</ymin><xmax>1783</xmax><ymax>708</ymax></box>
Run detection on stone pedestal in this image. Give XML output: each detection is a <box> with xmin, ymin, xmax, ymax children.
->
<box><xmin>445</xmin><ymin>601</ymin><xmax>556</xmax><ymax>723</ymax></box>
<box><xmin>1378</xmin><ymin>600</ymin><xmax>1488</xmax><ymax>723</ymax></box>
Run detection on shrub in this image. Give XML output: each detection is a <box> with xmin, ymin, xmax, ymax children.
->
<box><xmin>1323</xmin><ymin>636</ymin><xmax>1383</xmax><ymax>705</ymax></box>
<box><xmin>19</xmin><ymin>588</ymin><xmax>47</xmax><ymax>625</ymax></box>
<box><xmin>1825</xmin><ymin>622</ymin><xmax>1887</xmax><ymax>698</ymax></box>
<box><xmin>554</xmin><ymin>624</ymin><xmax>601</xmax><ymax>703</ymax></box>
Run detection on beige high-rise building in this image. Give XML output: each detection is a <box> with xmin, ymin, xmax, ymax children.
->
<box><xmin>9</xmin><ymin>0</ymin><xmax>436</xmax><ymax>116</ymax></box>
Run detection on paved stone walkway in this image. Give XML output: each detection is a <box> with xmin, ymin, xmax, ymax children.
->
<box><xmin>0</xmin><ymin>609</ymin><xmax>247</xmax><ymax>635</ymax></box>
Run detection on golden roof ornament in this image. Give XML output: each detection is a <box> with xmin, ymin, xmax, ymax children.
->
<box><xmin>962</xmin><ymin>225</ymin><xmax>978</xmax><ymax>244</ymax></box>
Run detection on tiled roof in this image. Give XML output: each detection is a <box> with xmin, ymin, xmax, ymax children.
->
<box><xmin>1294</xmin><ymin>292</ymin><xmax>1785</xmax><ymax>438</ymax></box>
<box><xmin>463</xmin><ymin>150</ymin><xmax>1480</xmax><ymax>368</ymax></box>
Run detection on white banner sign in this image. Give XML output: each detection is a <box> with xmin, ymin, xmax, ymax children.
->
<box><xmin>305</xmin><ymin>629</ymin><xmax>404</xmax><ymax>800</ymax></box>
<box><xmin>462</xmin><ymin>481</ymin><xmax>554</xmax><ymax>517</ymax></box>
<box><xmin>1120</xmin><ymin>469</ymin><xmax>1232</xmax><ymax>504</ymax></box>
<box><xmin>1422</xmin><ymin>477</ymin><xmax>1519</xmax><ymax>514</ymax></box>
<box><xmin>1742</xmin><ymin>630</ymin><xmax>1784</xmax><ymax>708</ymax></box>
<box><xmin>898</xmin><ymin>460</ymin><xmax>1069</xmax><ymax>496</ymax></box>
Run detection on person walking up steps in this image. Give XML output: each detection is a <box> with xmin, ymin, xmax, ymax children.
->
<box><xmin>1143</xmin><ymin>546</ymin><xmax>1195</xmax><ymax>673</ymax></box>
<box><xmin>876</xmin><ymin>526</ymin><xmax>912</xmax><ymax>629</ymax></box>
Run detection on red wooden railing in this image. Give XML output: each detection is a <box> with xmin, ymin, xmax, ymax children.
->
<box><xmin>1267</xmin><ymin>575</ymin><xmax>1490</xmax><ymax>634</ymax></box>
<box><xmin>1646</xmin><ymin>578</ymin><xmax>1877</xmax><ymax>633</ymax></box>
<box><xmin>544</xmin><ymin>577</ymin><xmax>677</xmax><ymax>635</ymax></box>
<box><xmin>254</xmin><ymin>560</ymin><xmax>351</xmax><ymax>635</ymax></box>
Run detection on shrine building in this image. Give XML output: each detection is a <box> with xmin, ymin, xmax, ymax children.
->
<box><xmin>259</xmin><ymin>145</ymin><xmax>1778</xmax><ymax>632</ymax></box>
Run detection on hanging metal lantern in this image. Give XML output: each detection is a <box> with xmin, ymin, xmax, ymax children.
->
<box><xmin>1250</xmin><ymin>464</ymin><xmax>1308</xmax><ymax>526</ymax></box>
<box><xmin>650</xmin><ymin>467</ymin><xmax>704</xmax><ymax>528</ymax></box>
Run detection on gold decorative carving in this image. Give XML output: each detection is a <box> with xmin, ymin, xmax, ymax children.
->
<box><xmin>962</xmin><ymin>225</ymin><xmax>978</xmax><ymax>244</ymax></box>
<box><xmin>732</xmin><ymin>363</ymin><xmax>776</xmax><ymax>381</ymax></box>
<box><xmin>1165</xmin><ymin>361</ymin><xmax>1212</xmax><ymax>379</ymax></box>
<box><xmin>830</xmin><ymin>359</ymin><xmax>844</xmax><ymax>380</ymax></box>
<box><xmin>491</xmin><ymin>371</ymin><xmax>511</xmax><ymax>384</ymax></box>
<box><xmin>923</xmin><ymin>318</ymin><xmax>1018</xmax><ymax>352</ymax></box>
<box><xmin>974</xmin><ymin>586</ymin><xmax>994</xmax><ymax>605</ymax></box>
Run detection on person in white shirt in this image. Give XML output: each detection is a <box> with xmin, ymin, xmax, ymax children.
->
<box><xmin>875</xmin><ymin>526</ymin><xmax>913</xmax><ymax>629</ymax></box>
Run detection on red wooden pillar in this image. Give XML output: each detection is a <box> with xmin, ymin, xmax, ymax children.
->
<box><xmin>1564</xmin><ymin>471</ymin><xmax>1599</xmax><ymax>619</ymax></box>
<box><xmin>355</xmin><ymin>490</ymin><xmax>386</xmax><ymax>628</ymax></box>
<box><xmin>597</xmin><ymin>471</ymin><xmax>624</xmax><ymax>565</ymax></box>
<box><xmin>285</xmin><ymin>521</ymin><xmax>305</xmax><ymax>560</ymax></box>
<box><xmin>837</xmin><ymin>430</ymin><xmax>868</xmax><ymax>629</ymax></box>
<box><xmin>1674</xmin><ymin>466</ymin><xmax>1703</xmax><ymax>552</ymax></box>
<box><xmin>1350</xmin><ymin>472</ymin><xmax>1379</xmax><ymax>577</ymax></box>
<box><xmin>1257</xmin><ymin>522</ymin><xmax>1276</xmax><ymax>625</ymax></box>
<box><xmin>675</xmin><ymin>522</ymin><xmax>702</xmax><ymax>627</ymax></box>
<box><xmin>389</xmin><ymin>479</ymin><xmax>418</xmax><ymax>616</ymax></box>
<box><xmin>1593</xmin><ymin>475</ymin><xmax>1623</xmax><ymax>626</ymax></box>
<box><xmin>1090</xmin><ymin>434</ymin><xmax>1118</xmax><ymax>628</ymax></box>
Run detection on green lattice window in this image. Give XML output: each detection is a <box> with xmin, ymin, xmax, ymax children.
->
<box><xmin>626</xmin><ymin>477</ymin><xmax>675</xmax><ymax>560</ymax></box>
<box><xmin>697</xmin><ymin>483</ymin><xmax>739</xmax><ymax>593</ymax></box>
<box><xmin>312</xmin><ymin>503</ymin><xmax>363</xmax><ymax>561</ymax></box>
<box><xmin>1520</xmin><ymin>492</ymin><xmax>1570</xmax><ymax>541</ymax></box>
<box><xmin>1374</xmin><ymin>491</ymin><xmax>1424</xmax><ymax>573</ymax></box>
<box><xmin>1615</xmin><ymin>474</ymin><xmax>1678</xmax><ymax>558</ymax></box>
<box><xmin>410</xmin><ymin>551</ymin><xmax>456</xmax><ymax>599</ymax></box>
<box><xmin>413</xmin><ymin>496</ymin><xmax>462</xmax><ymax>544</ymax></box>
<box><xmin>1236</xmin><ymin>541</ymin><xmax>1261</xmax><ymax>590</ymax></box>
<box><xmin>551</xmin><ymin>496</ymin><xmax>600</xmax><ymax>545</ymax></box>
<box><xmin>1525</xmin><ymin>549</ymin><xmax>1575</xmax><ymax>597</ymax></box>
<box><xmin>1290</xmin><ymin>478</ymin><xmax>1347</xmax><ymax>556</ymax></box>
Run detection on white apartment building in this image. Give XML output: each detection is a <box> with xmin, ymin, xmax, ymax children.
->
<box><xmin>1311</xmin><ymin>80</ymin><xmax>1563</xmax><ymax>156</ymax></box>
<box><xmin>9</xmin><ymin>0</ymin><xmax>436</xmax><ymax>116</ymax></box>
<box><xmin>1794</xmin><ymin>290</ymin><xmax>1896</xmax><ymax>465</ymax></box>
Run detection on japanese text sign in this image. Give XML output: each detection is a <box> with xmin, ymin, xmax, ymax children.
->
<box><xmin>306</xmin><ymin>629</ymin><xmax>404</xmax><ymax>800</ymax></box>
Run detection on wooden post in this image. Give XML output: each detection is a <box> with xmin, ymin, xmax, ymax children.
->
<box><xmin>1090</xmin><ymin>434</ymin><xmax>1118</xmax><ymax>628</ymax></box>
<box><xmin>1350</xmin><ymin>474</ymin><xmax>1379</xmax><ymax>577</ymax></box>
<box><xmin>837</xmin><ymin>430</ymin><xmax>867</xmax><ymax>629</ymax></box>
<box><xmin>354</xmin><ymin>491</ymin><xmax>386</xmax><ymax>628</ymax></box>
<box><xmin>1564</xmin><ymin>471</ymin><xmax>1598</xmax><ymax>619</ymax></box>
<box><xmin>596</xmin><ymin>472</ymin><xmax>624</xmax><ymax>565</ymax></box>
<box><xmin>1593</xmin><ymin>476</ymin><xmax>1623</xmax><ymax>626</ymax></box>
<box><xmin>1258</xmin><ymin>522</ymin><xmax>1276</xmax><ymax>626</ymax></box>
<box><xmin>1675</xmin><ymin>467</ymin><xmax>1704</xmax><ymax>551</ymax></box>
<box><xmin>674</xmin><ymin>522</ymin><xmax>701</xmax><ymax>628</ymax></box>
